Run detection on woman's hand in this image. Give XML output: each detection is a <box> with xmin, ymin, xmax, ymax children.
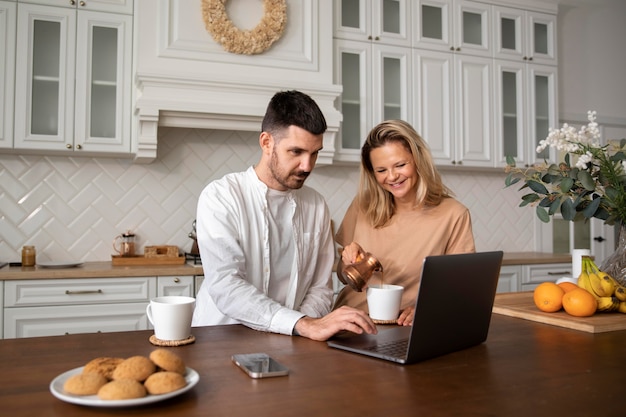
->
<box><xmin>340</xmin><ymin>242</ymin><xmax>365</xmax><ymax>264</ymax></box>
<box><xmin>397</xmin><ymin>306</ymin><xmax>415</xmax><ymax>326</ymax></box>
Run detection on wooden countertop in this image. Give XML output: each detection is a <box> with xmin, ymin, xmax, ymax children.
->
<box><xmin>0</xmin><ymin>261</ymin><xmax>204</xmax><ymax>280</ymax></box>
<box><xmin>1</xmin><ymin>316</ymin><xmax>625</xmax><ymax>417</ymax></box>
<box><xmin>502</xmin><ymin>251</ymin><xmax>571</xmax><ymax>265</ymax></box>
<box><xmin>0</xmin><ymin>252</ymin><xmax>570</xmax><ymax>280</ymax></box>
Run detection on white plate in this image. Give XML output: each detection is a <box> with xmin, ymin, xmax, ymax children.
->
<box><xmin>38</xmin><ymin>261</ymin><xmax>83</xmax><ymax>269</ymax></box>
<box><xmin>49</xmin><ymin>366</ymin><xmax>199</xmax><ymax>407</ymax></box>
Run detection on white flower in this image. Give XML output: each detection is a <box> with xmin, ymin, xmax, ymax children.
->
<box><xmin>576</xmin><ymin>151</ymin><xmax>594</xmax><ymax>169</ymax></box>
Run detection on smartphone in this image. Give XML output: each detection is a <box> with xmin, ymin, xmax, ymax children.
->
<box><xmin>231</xmin><ymin>353</ymin><xmax>289</xmax><ymax>379</ymax></box>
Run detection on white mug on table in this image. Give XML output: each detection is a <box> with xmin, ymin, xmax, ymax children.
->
<box><xmin>146</xmin><ymin>296</ymin><xmax>195</xmax><ymax>341</ymax></box>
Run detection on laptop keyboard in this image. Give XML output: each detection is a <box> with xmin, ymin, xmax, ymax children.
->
<box><xmin>365</xmin><ymin>339</ymin><xmax>408</xmax><ymax>357</ymax></box>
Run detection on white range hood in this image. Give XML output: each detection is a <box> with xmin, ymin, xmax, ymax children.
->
<box><xmin>133</xmin><ymin>0</ymin><xmax>341</xmax><ymax>165</ymax></box>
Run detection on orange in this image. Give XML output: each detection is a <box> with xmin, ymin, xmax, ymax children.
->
<box><xmin>562</xmin><ymin>288</ymin><xmax>597</xmax><ymax>317</ymax></box>
<box><xmin>557</xmin><ymin>281</ymin><xmax>579</xmax><ymax>293</ymax></box>
<box><xmin>533</xmin><ymin>282</ymin><xmax>565</xmax><ymax>312</ymax></box>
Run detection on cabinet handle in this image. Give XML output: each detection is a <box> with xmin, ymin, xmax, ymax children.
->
<box><xmin>75</xmin><ymin>144</ymin><xmax>82</xmax><ymax>150</ymax></box>
<box><xmin>174</xmin><ymin>277</ymin><xmax>180</xmax><ymax>283</ymax></box>
<box><xmin>70</xmin><ymin>0</ymin><xmax>75</xmax><ymax>5</ymax></box>
<box><xmin>368</xmin><ymin>35</ymin><xmax>373</xmax><ymax>40</ymax></box>
<box><xmin>450</xmin><ymin>46</ymin><xmax>455</xmax><ymax>51</ymax></box>
<box><xmin>374</xmin><ymin>36</ymin><xmax>380</xmax><ymax>41</ymax></box>
<box><xmin>456</xmin><ymin>47</ymin><xmax>460</xmax><ymax>51</ymax></box>
<box><xmin>547</xmin><ymin>271</ymin><xmax>570</xmax><ymax>275</ymax></box>
<box><xmin>528</xmin><ymin>56</ymin><xmax>533</xmax><ymax>61</ymax></box>
<box><xmin>80</xmin><ymin>1</ymin><xmax>86</xmax><ymax>6</ymax></box>
<box><xmin>66</xmin><ymin>144</ymin><xmax>72</xmax><ymax>149</ymax></box>
<box><xmin>65</xmin><ymin>289</ymin><xmax>103</xmax><ymax>295</ymax></box>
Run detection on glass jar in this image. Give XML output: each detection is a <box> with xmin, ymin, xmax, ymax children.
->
<box><xmin>22</xmin><ymin>245</ymin><xmax>36</xmax><ymax>267</ymax></box>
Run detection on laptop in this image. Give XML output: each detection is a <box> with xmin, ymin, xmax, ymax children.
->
<box><xmin>327</xmin><ymin>251</ymin><xmax>504</xmax><ymax>364</ymax></box>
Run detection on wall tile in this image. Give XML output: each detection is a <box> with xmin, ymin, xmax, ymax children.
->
<box><xmin>0</xmin><ymin>127</ymin><xmax>536</xmax><ymax>262</ymax></box>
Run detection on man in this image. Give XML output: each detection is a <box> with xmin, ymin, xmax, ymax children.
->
<box><xmin>192</xmin><ymin>90</ymin><xmax>376</xmax><ymax>341</ymax></box>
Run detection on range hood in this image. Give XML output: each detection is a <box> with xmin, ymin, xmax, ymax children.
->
<box><xmin>134</xmin><ymin>73</ymin><xmax>342</xmax><ymax>165</ymax></box>
<box><xmin>132</xmin><ymin>0</ymin><xmax>342</xmax><ymax>165</ymax></box>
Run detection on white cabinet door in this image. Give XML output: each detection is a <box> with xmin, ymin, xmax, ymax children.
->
<box><xmin>14</xmin><ymin>3</ymin><xmax>76</xmax><ymax>151</ymax></box>
<box><xmin>497</xmin><ymin>266</ymin><xmax>521</xmax><ymax>293</ymax></box>
<box><xmin>0</xmin><ymin>1</ymin><xmax>15</xmax><ymax>149</ymax></box>
<box><xmin>414</xmin><ymin>49</ymin><xmax>493</xmax><ymax>167</ymax></box>
<box><xmin>157</xmin><ymin>276</ymin><xmax>194</xmax><ymax>297</ymax></box>
<box><xmin>414</xmin><ymin>0</ymin><xmax>491</xmax><ymax>57</ymax></box>
<box><xmin>494</xmin><ymin>61</ymin><xmax>557</xmax><ymax>168</ymax></box>
<box><xmin>521</xmin><ymin>263</ymin><xmax>571</xmax><ymax>291</ymax></box>
<box><xmin>4</xmin><ymin>303</ymin><xmax>148</xmax><ymax>338</ymax></box>
<box><xmin>13</xmin><ymin>2</ymin><xmax>132</xmax><ymax>154</ymax></box>
<box><xmin>335</xmin><ymin>0</ymin><xmax>411</xmax><ymax>47</ymax></box>
<box><xmin>494</xmin><ymin>6</ymin><xmax>557</xmax><ymax>66</ymax></box>
<box><xmin>335</xmin><ymin>39</ymin><xmax>411</xmax><ymax>162</ymax></box>
<box><xmin>19</xmin><ymin>0</ymin><xmax>133</xmax><ymax>15</ymax></box>
<box><xmin>74</xmin><ymin>10</ymin><xmax>132</xmax><ymax>153</ymax></box>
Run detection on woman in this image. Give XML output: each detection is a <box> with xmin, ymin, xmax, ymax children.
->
<box><xmin>334</xmin><ymin>120</ymin><xmax>475</xmax><ymax>325</ymax></box>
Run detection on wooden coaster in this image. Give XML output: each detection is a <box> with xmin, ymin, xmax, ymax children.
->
<box><xmin>371</xmin><ymin>318</ymin><xmax>399</xmax><ymax>325</ymax></box>
<box><xmin>149</xmin><ymin>334</ymin><xmax>195</xmax><ymax>347</ymax></box>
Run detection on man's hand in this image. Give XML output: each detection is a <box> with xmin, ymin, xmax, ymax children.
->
<box><xmin>294</xmin><ymin>306</ymin><xmax>378</xmax><ymax>341</ymax></box>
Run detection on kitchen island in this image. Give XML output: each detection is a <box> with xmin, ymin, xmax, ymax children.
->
<box><xmin>0</xmin><ymin>314</ymin><xmax>623</xmax><ymax>417</ymax></box>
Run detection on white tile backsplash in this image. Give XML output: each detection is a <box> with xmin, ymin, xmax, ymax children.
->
<box><xmin>0</xmin><ymin>127</ymin><xmax>536</xmax><ymax>262</ymax></box>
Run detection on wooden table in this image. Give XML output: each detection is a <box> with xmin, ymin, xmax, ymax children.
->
<box><xmin>1</xmin><ymin>315</ymin><xmax>625</xmax><ymax>417</ymax></box>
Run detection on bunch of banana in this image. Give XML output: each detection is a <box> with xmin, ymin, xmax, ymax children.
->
<box><xmin>578</xmin><ymin>256</ymin><xmax>625</xmax><ymax>313</ymax></box>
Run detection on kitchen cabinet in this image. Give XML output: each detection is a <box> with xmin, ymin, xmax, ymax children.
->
<box><xmin>2</xmin><ymin>274</ymin><xmax>198</xmax><ymax>339</ymax></box>
<box><xmin>494</xmin><ymin>60</ymin><xmax>558</xmax><ymax>167</ymax></box>
<box><xmin>3</xmin><ymin>277</ymin><xmax>154</xmax><ymax>338</ymax></box>
<box><xmin>493</xmin><ymin>5</ymin><xmax>556</xmax><ymax>66</ymax></box>
<box><xmin>333</xmin><ymin>0</ymin><xmax>412</xmax><ymax>162</ymax></box>
<box><xmin>414</xmin><ymin>0</ymin><xmax>491</xmax><ymax>58</ymax></box>
<box><xmin>334</xmin><ymin>39</ymin><xmax>411</xmax><ymax>162</ymax></box>
<box><xmin>157</xmin><ymin>275</ymin><xmax>194</xmax><ymax>297</ymax></box>
<box><xmin>13</xmin><ymin>1</ymin><xmax>132</xmax><ymax>155</ymax></box>
<box><xmin>497</xmin><ymin>265</ymin><xmax>520</xmax><ymax>293</ymax></box>
<box><xmin>414</xmin><ymin>49</ymin><xmax>493</xmax><ymax>167</ymax></box>
<box><xmin>334</xmin><ymin>0</ymin><xmax>411</xmax><ymax>47</ymax></box>
<box><xmin>498</xmin><ymin>262</ymin><xmax>571</xmax><ymax>293</ymax></box>
<box><xmin>0</xmin><ymin>1</ymin><xmax>15</xmax><ymax>149</ymax></box>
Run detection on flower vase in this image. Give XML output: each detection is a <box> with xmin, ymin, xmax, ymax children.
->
<box><xmin>599</xmin><ymin>224</ymin><xmax>626</xmax><ymax>287</ymax></box>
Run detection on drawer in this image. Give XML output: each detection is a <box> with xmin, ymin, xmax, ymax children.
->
<box><xmin>4</xmin><ymin>277</ymin><xmax>156</xmax><ymax>307</ymax></box>
<box><xmin>3</xmin><ymin>303</ymin><xmax>149</xmax><ymax>338</ymax></box>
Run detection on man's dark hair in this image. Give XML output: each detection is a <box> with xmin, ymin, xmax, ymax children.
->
<box><xmin>261</xmin><ymin>90</ymin><xmax>327</xmax><ymax>137</ymax></box>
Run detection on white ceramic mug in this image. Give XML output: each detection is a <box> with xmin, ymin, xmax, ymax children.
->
<box><xmin>366</xmin><ymin>284</ymin><xmax>404</xmax><ymax>321</ymax></box>
<box><xmin>146</xmin><ymin>296</ymin><xmax>195</xmax><ymax>341</ymax></box>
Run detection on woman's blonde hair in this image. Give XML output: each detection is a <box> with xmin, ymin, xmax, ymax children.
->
<box><xmin>358</xmin><ymin>120</ymin><xmax>452</xmax><ymax>228</ymax></box>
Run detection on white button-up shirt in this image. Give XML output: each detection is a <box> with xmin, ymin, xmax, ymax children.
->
<box><xmin>191</xmin><ymin>167</ymin><xmax>335</xmax><ymax>335</ymax></box>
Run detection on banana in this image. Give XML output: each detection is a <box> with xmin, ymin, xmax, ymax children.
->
<box><xmin>614</xmin><ymin>285</ymin><xmax>626</xmax><ymax>302</ymax></box>
<box><xmin>596</xmin><ymin>296</ymin><xmax>619</xmax><ymax>312</ymax></box>
<box><xmin>618</xmin><ymin>301</ymin><xmax>626</xmax><ymax>314</ymax></box>
<box><xmin>595</xmin><ymin>272</ymin><xmax>617</xmax><ymax>296</ymax></box>
<box><xmin>577</xmin><ymin>271</ymin><xmax>599</xmax><ymax>302</ymax></box>
<box><xmin>588</xmin><ymin>272</ymin><xmax>611</xmax><ymax>297</ymax></box>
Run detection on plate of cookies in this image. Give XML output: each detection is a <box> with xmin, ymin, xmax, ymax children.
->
<box><xmin>49</xmin><ymin>348</ymin><xmax>199</xmax><ymax>407</ymax></box>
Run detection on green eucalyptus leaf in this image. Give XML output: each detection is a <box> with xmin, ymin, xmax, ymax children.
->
<box><xmin>569</xmin><ymin>167</ymin><xmax>579</xmax><ymax>179</ymax></box>
<box><xmin>527</xmin><ymin>180</ymin><xmax>549</xmax><ymax>195</ymax></box>
<box><xmin>549</xmin><ymin>198</ymin><xmax>561</xmax><ymax>215</ymax></box>
<box><xmin>505</xmin><ymin>156</ymin><xmax>516</xmax><ymax>166</ymax></box>
<box><xmin>547</xmin><ymin>164</ymin><xmax>561</xmax><ymax>176</ymax></box>
<box><xmin>594</xmin><ymin>207</ymin><xmax>610</xmax><ymax>221</ymax></box>
<box><xmin>582</xmin><ymin>196</ymin><xmax>602</xmax><ymax>218</ymax></box>
<box><xmin>519</xmin><ymin>193</ymin><xmax>539</xmax><ymax>207</ymax></box>
<box><xmin>561</xmin><ymin>198</ymin><xmax>576</xmax><ymax>220</ymax></box>
<box><xmin>536</xmin><ymin>206</ymin><xmax>550</xmax><ymax>223</ymax></box>
<box><xmin>560</xmin><ymin>177</ymin><xmax>574</xmax><ymax>193</ymax></box>
<box><xmin>565</xmin><ymin>153</ymin><xmax>571</xmax><ymax>167</ymax></box>
<box><xmin>620</xmin><ymin>138</ymin><xmax>626</xmax><ymax>148</ymax></box>
<box><xmin>539</xmin><ymin>196</ymin><xmax>553</xmax><ymax>207</ymax></box>
<box><xmin>504</xmin><ymin>173</ymin><xmax>521</xmax><ymax>187</ymax></box>
<box><xmin>577</xmin><ymin>170</ymin><xmax>596</xmax><ymax>191</ymax></box>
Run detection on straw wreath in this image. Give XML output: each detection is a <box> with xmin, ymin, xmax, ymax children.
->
<box><xmin>202</xmin><ymin>0</ymin><xmax>287</xmax><ymax>55</ymax></box>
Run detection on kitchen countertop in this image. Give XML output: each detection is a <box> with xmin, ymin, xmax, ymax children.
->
<box><xmin>502</xmin><ymin>252</ymin><xmax>571</xmax><ymax>265</ymax></box>
<box><xmin>0</xmin><ymin>261</ymin><xmax>204</xmax><ymax>280</ymax></box>
<box><xmin>0</xmin><ymin>252</ymin><xmax>569</xmax><ymax>280</ymax></box>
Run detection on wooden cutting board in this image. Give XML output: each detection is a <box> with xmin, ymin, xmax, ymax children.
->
<box><xmin>492</xmin><ymin>292</ymin><xmax>626</xmax><ymax>333</ymax></box>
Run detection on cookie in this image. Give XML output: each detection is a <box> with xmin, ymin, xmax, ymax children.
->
<box><xmin>144</xmin><ymin>371</ymin><xmax>187</xmax><ymax>395</ymax></box>
<box><xmin>149</xmin><ymin>349</ymin><xmax>186</xmax><ymax>375</ymax></box>
<box><xmin>97</xmin><ymin>379</ymin><xmax>147</xmax><ymax>400</ymax></box>
<box><xmin>63</xmin><ymin>372</ymin><xmax>108</xmax><ymax>395</ymax></box>
<box><xmin>83</xmin><ymin>357</ymin><xmax>124</xmax><ymax>380</ymax></box>
<box><xmin>111</xmin><ymin>356</ymin><xmax>156</xmax><ymax>382</ymax></box>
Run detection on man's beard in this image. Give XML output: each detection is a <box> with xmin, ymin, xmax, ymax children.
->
<box><xmin>269</xmin><ymin>149</ymin><xmax>310</xmax><ymax>190</ymax></box>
